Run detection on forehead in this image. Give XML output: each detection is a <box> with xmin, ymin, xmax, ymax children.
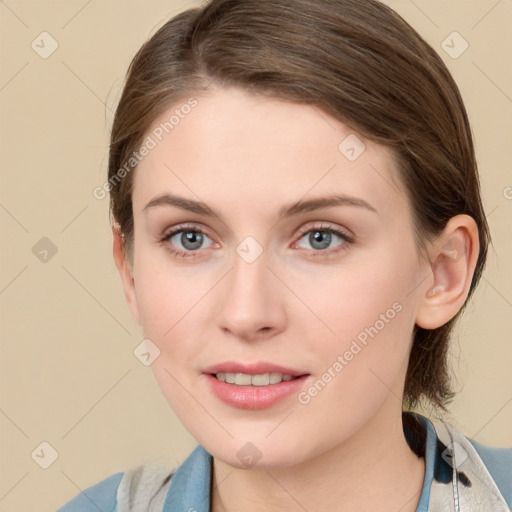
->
<box><xmin>133</xmin><ymin>86</ymin><xmax>407</xmax><ymax>221</ymax></box>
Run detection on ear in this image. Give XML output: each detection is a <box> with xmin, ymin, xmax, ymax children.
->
<box><xmin>415</xmin><ymin>214</ymin><xmax>480</xmax><ymax>330</ymax></box>
<box><xmin>112</xmin><ymin>226</ymin><xmax>141</xmax><ymax>326</ymax></box>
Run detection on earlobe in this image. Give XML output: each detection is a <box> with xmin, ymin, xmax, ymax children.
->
<box><xmin>112</xmin><ymin>226</ymin><xmax>141</xmax><ymax>326</ymax></box>
<box><xmin>415</xmin><ymin>215</ymin><xmax>479</xmax><ymax>330</ymax></box>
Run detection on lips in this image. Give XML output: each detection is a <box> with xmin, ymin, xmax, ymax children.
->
<box><xmin>203</xmin><ymin>361</ymin><xmax>309</xmax><ymax>377</ymax></box>
<box><xmin>202</xmin><ymin>360</ymin><xmax>311</xmax><ymax>409</ymax></box>
<box><xmin>204</xmin><ymin>373</ymin><xmax>311</xmax><ymax>409</ymax></box>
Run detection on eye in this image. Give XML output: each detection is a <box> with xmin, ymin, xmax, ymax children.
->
<box><xmin>158</xmin><ymin>222</ymin><xmax>353</xmax><ymax>260</ymax></box>
<box><xmin>294</xmin><ymin>223</ymin><xmax>353</xmax><ymax>256</ymax></box>
<box><xmin>159</xmin><ymin>225</ymin><xmax>216</xmax><ymax>258</ymax></box>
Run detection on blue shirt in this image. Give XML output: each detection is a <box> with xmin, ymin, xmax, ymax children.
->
<box><xmin>56</xmin><ymin>413</ymin><xmax>512</xmax><ymax>511</ymax></box>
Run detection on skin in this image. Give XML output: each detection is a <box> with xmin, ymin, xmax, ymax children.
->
<box><xmin>113</xmin><ymin>86</ymin><xmax>479</xmax><ymax>512</ymax></box>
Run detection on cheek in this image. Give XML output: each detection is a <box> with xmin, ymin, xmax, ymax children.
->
<box><xmin>295</xmin><ymin>252</ymin><xmax>416</xmax><ymax>344</ymax></box>
<box><xmin>133</xmin><ymin>260</ymin><xmax>209</xmax><ymax>419</ymax></box>
<box><xmin>132</xmin><ymin>249</ymin><xmax>222</xmax><ymax>383</ymax></box>
<box><xmin>298</xmin><ymin>253</ymin><xmax>418</xmax><ymax>394</ymax></box>
<box><xmin>134</xmin><ymin>275</ymin><xmax>177</xmax><ymax>342</ymax></box>
<box><xmin>133</xmin><ymin>243</ymin><xmax>202</xmax><ymax>338</ymax></box>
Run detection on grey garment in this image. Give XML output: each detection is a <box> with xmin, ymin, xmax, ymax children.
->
<box><xmin>116</xmin><ymin>462</ymin><xmax>174</xmax><ymax>512</ymax></box>
<box><xmin>428</xmin><ymin>420</ymin><xmax>509</xmax><ymax>512</ymax></box>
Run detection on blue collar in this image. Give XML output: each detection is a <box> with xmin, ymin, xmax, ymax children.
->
<box><xmin>163</xmin><ymin>441</ymin><xmax>213</xmax><ymax>512</ymax></box>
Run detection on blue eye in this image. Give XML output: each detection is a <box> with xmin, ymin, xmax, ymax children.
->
<box><xmin>159</xmin><ymin>223</ymin><xmax>353</xmax><ymax>260</ymax></box>
<box><xmin>296</xmin><ymin>226</ymin><xmax>351</xmax><ymax>254</ymax></box>
<box><xmin>160</xmin><ymin>227</ymin><xmax>214</xmax><ymax>258</ymax></box>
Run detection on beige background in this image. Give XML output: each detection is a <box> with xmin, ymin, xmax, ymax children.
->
<box><xmin>0</xmin><ymin>1</ymin><xmax>511</xmax><ymax>511</ymax></box>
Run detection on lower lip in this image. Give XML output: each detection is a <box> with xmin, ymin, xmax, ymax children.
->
<box><xmin>204</xmin><ymin>374</ymin><xmax>310</xmax><ymax>410</ymax></box>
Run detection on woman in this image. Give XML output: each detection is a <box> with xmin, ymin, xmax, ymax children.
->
<box><xmin>57</xmin><ymin>0</ymin><xmax>511</xmax><ymax>510</ymax></box>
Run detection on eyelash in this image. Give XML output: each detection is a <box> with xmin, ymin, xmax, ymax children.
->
<box><xmin>158</xmin><ymin>222</ymin><xmax>354</xmax><ymax>260</ymax></box>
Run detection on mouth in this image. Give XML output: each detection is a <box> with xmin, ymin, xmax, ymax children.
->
<box><xmin>202</xmin><ymin>361</ymin><xmax>310</xmax><ymax>408</ymax></box>
<box><xmin>209</xmin><ymin>371</ymin><xmax>304</xmax><ymax>386</ymax></box>
<box><xmin>204</xmin><ymin>371</ymin><xmax>311</xmax><ymax>410</ymax></box>
<box><xmin>202</xmin><ymin>361</ymin><xmax>309</xmax><ymax>386</ymax></box>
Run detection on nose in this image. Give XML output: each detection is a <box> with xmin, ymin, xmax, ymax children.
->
<box><xmin>216</xmin><ymin>247</ymin><xmax>287</xmax><ymax>342</ymax></box>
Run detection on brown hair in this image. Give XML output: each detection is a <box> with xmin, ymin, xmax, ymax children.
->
<box><xmin>108</xmin><ymin>0</ymin><xmax>490</xmax><ymax>411</ymax></box>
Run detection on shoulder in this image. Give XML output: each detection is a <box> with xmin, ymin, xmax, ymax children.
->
<box><xmin>435</xmin><ymin>418</ymin><xmax>512</xmax><ymax>508</ymax></box>
<box><xmin>56</xmin><ymin>471</ymin><xmax>123</xmax><ymax>512</ymax></box>
<box><xmin>56</xmin><ymin>463</ymin><xmax>175</xmax><ymax>512</ymax></box>
<box><xmin>468</xmin><ymin>438</ymin><xmax>512</xmax><ymax>506</ymax></box>
<box><xmin>116</xmin><ymin>462</ymin><xmax>175</xmax><ymax>511</ymax></box>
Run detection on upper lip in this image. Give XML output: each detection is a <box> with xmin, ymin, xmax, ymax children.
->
<box><xmin>203</xmin><ymin>361</ymin><xmax>309</xmax><ymax>377</ymax></box>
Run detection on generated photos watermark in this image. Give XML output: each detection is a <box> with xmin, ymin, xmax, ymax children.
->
<box><xmin>297</xmin><ymin>301</ymin><xmax>403</xmax><ymax>405</ymax></box>
<box><xmin>93</xmin><ymin>97</ymin><xmax>198</xmax><ymax>200</ymax></box>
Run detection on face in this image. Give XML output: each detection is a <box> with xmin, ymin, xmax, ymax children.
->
<box><xmin>122</xmin><ymin>86</ymin><xmax>433</xmax><ymax>469</ymax></box>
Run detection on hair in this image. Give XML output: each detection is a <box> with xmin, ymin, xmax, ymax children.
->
<box><xmin>108</xmin><ymin>0</ymin><xmax>490</xmax><ymax>411</ymax></box>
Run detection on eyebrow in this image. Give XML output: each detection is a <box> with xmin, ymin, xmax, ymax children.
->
<box><xmin>143</xmin><ymin>193</ymin><xmax>378</xmax><ymax>219</ymax></box>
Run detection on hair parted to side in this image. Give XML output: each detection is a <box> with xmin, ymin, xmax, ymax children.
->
<box><xmin>108</xmin><ymin>0</ymin><xmax>490</xmax><ymax>411</ymax></box>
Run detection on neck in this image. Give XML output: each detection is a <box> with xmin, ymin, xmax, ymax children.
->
<box><xmin>210</xmin><ymin>401</ymin><xmax>425</xmax><ymax>512</ymax></box>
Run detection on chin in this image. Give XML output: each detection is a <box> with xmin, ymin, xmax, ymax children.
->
<box><xmin>201</xmin><ymin>432</ymin><xmax>313</xmax><ymax>471</ymax></box>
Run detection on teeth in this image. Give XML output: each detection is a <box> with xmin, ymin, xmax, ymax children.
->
<box><xmin>215</xmin><ymin>372</ymin><xmax>298</xmax><ymax>386</ymax></box>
